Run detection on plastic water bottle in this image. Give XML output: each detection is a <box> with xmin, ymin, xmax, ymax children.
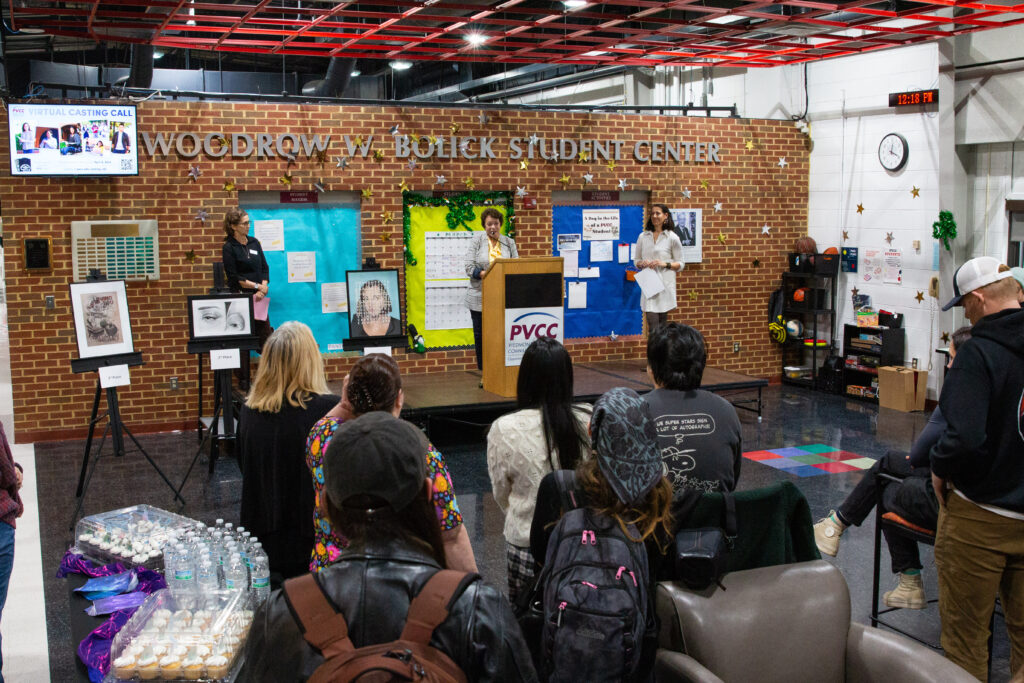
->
<box><xmin>249</xmin><ymin>543</ymin><xmax>270</xmax><ymax>605</ymax></box>
<box><xmin>170</xmin><ymin>543</ymin><xmax>195</xmax><ymax>595</ymax></box>
<box><xmin>223</xmin><ymin>553</ymin><xmax>248</xmax><ymax>592</ymax></box>
<box><xmin>197</xmin><ymin>560</ymin><xmax>219</xmax><ymax>592</ymax></box>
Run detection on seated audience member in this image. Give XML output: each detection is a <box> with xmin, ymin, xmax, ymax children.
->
<box><xmin>487</xmin><ymin>338</ymin><xmax>591</xmax><ymax>604</ymax></box>
<box><xmin>242</xmin><ymin>412</ymin><xmax>537</xmax><ymax>682</ymax></box>
<box><xmin>305</xmin><ymin>353</ymin><xmax>477</xmax><ymax>573</ymax></box>
<box><xmin>529</xmin><ymin>387</ymin><xmax>673</xmax><ymax>680</ymax></box>
<box><xmin>815</xmin><ymin>325</ymin><xmax>972</xmax><ymax>610</ymax></box>
<box><xmin>644</xmin><ymin>322</ymin><xmax>742</xmax><ymax>520</ymax></box>
<box><xmin>239</xmin><ymin>322</ymin><xmax>338</xmax><ymax>581</ymax></box>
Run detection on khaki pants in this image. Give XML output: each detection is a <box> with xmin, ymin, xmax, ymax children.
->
<box><xmin>935</xmin><ymin>493</ymin><xmax>1024</xmax><ymax>681</ymax></box>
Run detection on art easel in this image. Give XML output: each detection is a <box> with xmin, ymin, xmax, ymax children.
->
<box><xmin>69</xmin><ymin>351</ymin><xmax>184</xmax><ymax>529</ymax></box>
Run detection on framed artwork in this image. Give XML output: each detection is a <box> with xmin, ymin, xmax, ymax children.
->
<box><xmin>669</xmin><ymin>207</ymin><xmax>703</xmax><ymax>263</ymax></box>
<box><xmin>69</xmin><ymin>280</ymin><xmax>134</xmax><ymax>359</ymax></box>
<box><xmin>24</xmin><ymin>237</ymin><xmax>52</xmax><ymax>271</ymax></box>
<box><xmin>187</xmin><ymin>294</ymin><xmax>254</xmax><ymax>341</ymax></box>
<box><xmin>346</xmin><ymin>269</ymin><xmax>403</xmax><ymax>339</ymax></box>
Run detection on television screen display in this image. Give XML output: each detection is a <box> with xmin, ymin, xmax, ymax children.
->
<box><xmin>8</xmin><ymin>103</ymin><xmax>138</xmax><ymax>176</ymax></box>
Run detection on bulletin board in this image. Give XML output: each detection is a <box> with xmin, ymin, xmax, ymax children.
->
<box><xmin>244</xmin><ymin>203</ymin><xmax>361</xmax><ymax>353</ymax></box>
<box><xmin>552</xmin><ymin>204</ymin><xmax>644</xmax><ymax>339</ymax></box>
<box><xmin>403</xmin><ymin>191</ymin><xmax>513</xmax><ymax>350</ymax></box>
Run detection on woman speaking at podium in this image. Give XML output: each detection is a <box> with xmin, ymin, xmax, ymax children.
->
<box><xmin>464</xmin><ymin>208</ymin><xmax>518</xmax><ymax>371</ymax></box>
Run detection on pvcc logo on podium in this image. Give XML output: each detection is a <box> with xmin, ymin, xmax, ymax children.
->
<box><xmin>504</xmin><ymin>308</ymin><xmax>564</xmax><ymax>366</ymax></box>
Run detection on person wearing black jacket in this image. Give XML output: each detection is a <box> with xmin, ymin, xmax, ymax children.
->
<box><xmin>242</xmin><ymin>412</ymin><xmax>537</xmax><ymax>682</ymax></box>
<box><xmin>930</xmin><ymin>256</ymin><xmax>1024</xmax><ymax>681</ymax></box>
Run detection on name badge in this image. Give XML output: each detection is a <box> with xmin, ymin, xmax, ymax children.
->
<box><xmin>249</xmin><ymin>249</ymin><xmax>258</xmax><ymax>255</ymax></box>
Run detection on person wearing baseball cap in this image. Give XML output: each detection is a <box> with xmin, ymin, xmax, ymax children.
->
<box><xmin>931</xmin><ymin>256</ymin><xmax>1024</xmax><ymax>680</ymax></box>
<box><xmin>242</xmin><ymin>411</ymin><xmax>538</xmax><ymax>682</ymax></box>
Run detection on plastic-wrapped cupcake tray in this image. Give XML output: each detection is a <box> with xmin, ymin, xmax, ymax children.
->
<box><xmin>75</xmin><ymin>505</ymin><xmax>199</xmax><ymax>571</ymax></box>
<box><xmin>104</xmin><ymin>587</ymin><xmax>252</xmax><ymax>682</ymax></box>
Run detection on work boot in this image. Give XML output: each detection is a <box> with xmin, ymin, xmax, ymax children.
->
<box><xmin>813</xmin><ymin>511</ymin><xmax>845</xmax><ymax>557</ymax></box>
<box><xmin>883</xmin><ymin>572</ymin><xmax>927</xmax><ymax>610</ymax></box>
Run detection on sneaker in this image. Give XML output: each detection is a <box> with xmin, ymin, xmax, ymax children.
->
<box><xmin>813</xmin><ymin>511</ymin><xmax>845</xmax><ymax>557</ymax></box>
<box><xmin>884</xmin><ymin>572</ymin><xmax>927</xmax><ymax>609</ymax></box>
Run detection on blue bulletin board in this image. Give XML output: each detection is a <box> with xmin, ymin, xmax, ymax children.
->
<box><xmin>244</xmin><ymin>203</ymin><xmax>361</xmax><ymax>353</ymax></box>
<box><xmin>552</xmin><ymin>205</ymin><xmax>644</xmax><ymax>339</ymax></box>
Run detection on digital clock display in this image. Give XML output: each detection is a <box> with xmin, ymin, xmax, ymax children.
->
<box><xmin>888</xmin><ymin>89</ymin><xmax>938</xmax><ymax>107</ymax></box>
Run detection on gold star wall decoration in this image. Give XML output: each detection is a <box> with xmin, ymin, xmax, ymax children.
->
<box><xmin>520</xmin><ymin>159</ymin><xmax>530</xmax><ymax>171</ymax></box>
<box><xmin>885</xmin><ymin>232</ymin><xmax>895</xmax><ymax>245</ymax></box>
<box><xmin>450</xmin><ymin>123</ymin><xmax>461</xmax><ymax>134</ymax></box>
<box><xmin>381</xmin><ymin>210</ymin><xmax>394</xmax><ymax>223</ymax></box>
<box><xmin>941</xmin><ymin>332</ymin><xmax>950</xmax><ymax>344</ymax></box>
<box><xmin>558</xmin><ymin>173</ymin><xmax>571</xmax><ymax>186</ymax></box>
<box><xmin>688</xmin><ymin>291</ymin><xmax>699</xmax><ymax>301</ymax></box>
<box><xmin>398</xmin><ymin>180</ymin><xmax>409</xmax><ymax>193</ymax></box>
<box><xmin>185</xmin><ymin>250</ymin><xmax>196</xmax><ymax>263</ymax></box>
<box><xmin>464</xmin><ymin>177</ymin><xmax>475</xmax><ymax>189</ymax></box>
<box><xmin>427</xmin><ymin>135</ymin><xmax>438</xmax><ymax>146</ymax></box>
<box><xmin>380</xmin><ymin>233</ymin><xmax>392</xmax><ymax>243</ymax></box>
<box><xmin>701</xmin><ymin>179</ymin><xmax>710</xmax><ymax>190</ymax></box>
<box><xmin>843</xmin><ymin>230</ymin><xmax>849</xmax><ymax>241</ymax></box>
<box><xmin>578</xmin><ymin>150</ymin><xmax>590</xmax><ymax>162</ymax></box>
<box><xmin>361</xmin><ymin>188</ymin><xmax>373</xmax><ymax>199</ymax></box>
<box><xmin>851</xmin><ymin>287</ymin><xmax>860</xmax><ymax>297</ymax></box>
<box><xmin>223</xmin><ymin>180</ymin><xmax>236</xmax><ymax>192</ymax></box>
<box><xmin>373</xmin><ymin>149</ymin><xmax>385</xmax><ymax>161</ymax></box>
<box><xmin>606</xmin><ymin>159</ymin><xmax>616</xmax><ymax>171</ymax></box>
<box><xmin>409</xmin><ymin>133</ymin><xmax>421</xmax><ymax>144</ymax></box>
<box><xmin>915</xmin><ymin>291</ymin><xmax>925</xmax><ymax>303</ymax></box>
<box><xmin>354</xmin><ymin>136</ymin><xmax>363</xmax><ymax>147</ymax></box>
<box><xmin>315</xmin><ymin>150</ymin><xmax>328</xmax><ymax>167</ymax></box>
<box><xmin>717</xmin><ymin>233</ymin><xmax>727</xmax><ymax>245</ymax></box>
<box><xmin>856</xmin><ymin>203</ymin><xmax>865</xmax><ymax>214</ymax></box>
<box><xmin>279</xmin><ymin>173</ymin><xmax>292</xmax><ymax>185</ymax></box>
<box><xmin>745</xmin><ymin>139</ymin><xmax>755</xmax><ymax>150</ymax></box>
<box><xmin>911</xmin><ymin>186</ymin><xmax>920</xmax><ymax>198</ymax></box>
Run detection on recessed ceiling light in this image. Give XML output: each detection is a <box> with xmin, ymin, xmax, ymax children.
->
<box><xmin>564</xmin><ymin>0</ymin><xmax>587</xmax><ymax>8</ymax></box>
<box><xmin>706</xmin><ymin>14</ymin><xmax>744</xmax><ymax>25</ymax></box>
<box><xmin>466</xmin><ymin>33</ymin><xmax>487</xmax><ymax>46</ymax></box>
<box><xmin>389</xmin><ymin>60</ymin><xmax>412</xmax><ymax>70</ymax></box>
<box><xmin>582</xmin><ymin>50</ymin><xmax>606</xmax><ymax>57</ymax></box>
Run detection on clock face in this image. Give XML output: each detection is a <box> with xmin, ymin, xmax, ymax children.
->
<box><xmin>878</xmin><ymin>133</ymin><xmax>908</xmax><ymax>171</ymax></box>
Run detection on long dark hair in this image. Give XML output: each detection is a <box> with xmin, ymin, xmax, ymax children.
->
<box><xmin>644</xmin><ymin>203</ymin><xmax>676</xmax><ymax>234</ymax></box>
<box><xmin>516</xmin><ymin>338</ymin><xmax>589</xmax><ymax>470</ymax></box>
<box><xmin>347</xmin><ymin>353</ymin><xmax>402</xmax><ymax>415</ymax></box>
<box><xmin>326</xmin><ymin>484</ymin><xmax>447</xmax><ymax>567</ymax></box>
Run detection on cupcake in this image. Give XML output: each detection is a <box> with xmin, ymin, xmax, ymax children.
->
<box><xmin>153</xmin><ymin>608</ymin><xmax>173</xmax><ymax>621</ymax></box>
<box><xmin>182</xmin><ymin>649</ymin><xmax>205</xmax><ymax>680</ymax></box>
<box><xmin>111</xmin><ymin>652</ymin><xmax>137</xmax><ymax>680</ymax></box>
<box><xmin>136</xmin><ymin>649</ymin><xmax>160</xmax><ymax>680</ymax></box>
<box><xmin>204</xmin><ymin>654</ymin><xmax>229</xmax><ymax>679</ymax></box>
<box><xmin>168</xmin><ymin>643</ymin><xmax>189</xmax><ymax>658</ymax></box>
<box><xmin>159</xmin><ymin>653</ymin><xmax>182</xmax><ymax>680</ymax></box>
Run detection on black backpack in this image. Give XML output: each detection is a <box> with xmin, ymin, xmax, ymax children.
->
<box><xmin>537</xmin><ymin>472</ymin><xmax>651</xmax><ymax>682</ymax></box>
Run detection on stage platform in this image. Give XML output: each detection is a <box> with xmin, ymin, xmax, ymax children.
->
<box><xmin>327</xmin><ymin>358</ymin><xmax>767</xmax><ymax>439</ymax></box>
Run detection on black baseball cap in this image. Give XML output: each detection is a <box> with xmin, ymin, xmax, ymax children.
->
<box><xmin>323</xmin><ymin>411</ymin><xmax>428</xmax><ymax>510</ymax></box>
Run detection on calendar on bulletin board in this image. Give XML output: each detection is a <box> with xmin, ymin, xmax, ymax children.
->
<box><xmin>552</xmin><ymin>204</ymin><xmax>644</xmax><ymax>338</ymax></box>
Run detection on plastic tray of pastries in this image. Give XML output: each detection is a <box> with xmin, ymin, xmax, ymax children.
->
<box><xmin>105</xmin><ymin>588</ymin><xmax>253</xmax><ymax>682</ymax></box>
<box><xmin>75</xmin><ymin>505</ymin><xmax>199</xmax><ymax>570</ymax></box>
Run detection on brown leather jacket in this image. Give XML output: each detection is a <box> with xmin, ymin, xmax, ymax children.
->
<box><xmin>240</xmin><ymin>537</ymin><xmax>538</xmax><ymax>682</ymax></box>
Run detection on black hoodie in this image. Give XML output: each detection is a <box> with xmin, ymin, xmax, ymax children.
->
<box><xmin>930</xmin><ymin>306</ymin><xmax>1024</xmax><ymax>513</ymax></box>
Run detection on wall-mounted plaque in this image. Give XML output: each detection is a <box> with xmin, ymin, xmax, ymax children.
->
<box><xmin>24</xmin><ymin>237</ymin><xmax>52</xmax><ymax>271</ymax></box>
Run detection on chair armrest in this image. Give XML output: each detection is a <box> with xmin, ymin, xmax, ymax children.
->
<box><xmin>655</xmin><ymin>649</ymin><xmax>724</xmax><ymax>683</ymax></box>
<box><xmin>845</xmin><ymin>622</ymin><xmax>974</xmax><ymax>682</ymax></box>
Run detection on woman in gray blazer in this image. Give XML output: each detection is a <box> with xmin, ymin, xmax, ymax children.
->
<box><xmin>465</xmin><ymin>208</ymin><xmax>519</xmax><ymax>370</ymax></box>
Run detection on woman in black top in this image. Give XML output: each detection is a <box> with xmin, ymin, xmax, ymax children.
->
<box><xmin>222</xmin><ymin>208</ymin><xmax>272</xmax><ymax>348</ymax></box>
<box><xmin>238</xmin><ymin>321</ymin><xmax>338</xmax><ymax>581</ymax></box>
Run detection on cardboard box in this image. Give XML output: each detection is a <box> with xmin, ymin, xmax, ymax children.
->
<box><xmin>878</xmin><ymin>366</ymin><xmax>928</xmax><ymax>412</ymax></box>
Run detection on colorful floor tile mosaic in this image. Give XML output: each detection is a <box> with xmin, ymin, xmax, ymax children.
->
<box><xmin>743</xmin><ymin>444</ymin><xmax>876</xmax><ymax>478</ymax></box>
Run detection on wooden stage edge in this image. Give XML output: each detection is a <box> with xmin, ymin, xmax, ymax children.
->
<box><xmin>326</xmin><ymin>358</ymin><xmax>768</xmax><ymax>434</ymax></box>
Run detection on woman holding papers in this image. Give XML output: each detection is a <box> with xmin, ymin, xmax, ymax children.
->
<box><xmin>222</xmin><ymin>208</ymin><xmax>272</xmax><ymax>351</ymax></box>
<box><xmin>635</xmin><ymin>204</ymin><xmax>684</xmax><ymax>343</ymax></box>
<box><xmin>465</xmin><ymin>208</ymin><xmax>518</xmax><ymax>371</ymax></box>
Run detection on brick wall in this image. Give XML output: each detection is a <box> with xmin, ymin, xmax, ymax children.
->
<box><xmin>0</xmin><ymin>101</ymin><xmax>808</xmax><ymax>442</ymax></box>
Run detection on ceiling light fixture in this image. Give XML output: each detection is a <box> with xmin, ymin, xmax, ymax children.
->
<box><xmin>351</xmin><ymin>69</ymin><xmax>361</xmax><ymax>77</ymax></box>
<box><xmin>389</xmin><ymin>60</ymin><xmax>412</xmax><ymax>70</ymax></box>
<box><xmin>564</xmin><ymin>0</ymin><xmax>587</xmax><ymax>8</ymax></box>
<box><xmin>706</xmin><ymin>14</ymin><xmax>745</xmax><ymax>25</ymax></box>
<box><xmin>466</xmin><ymin>33</ymin><xmax>487</xmax><ymax>46</ymax></box>
<box><xmin>153</xmin><ymin>50</ymin><xmax>166</xmax><ymax>59</ymax></box>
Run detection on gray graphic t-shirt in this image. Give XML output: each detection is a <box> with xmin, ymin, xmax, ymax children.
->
<box><xmin>643</xmin><ymin>388</ymin><xmax>742</xmax><ymax>506</ymax></box>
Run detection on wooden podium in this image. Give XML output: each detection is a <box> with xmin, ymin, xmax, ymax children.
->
<box><xmin>482</xmin><ymin>256</ymin><xmax>564</xmax><ymax>397</ymax></box>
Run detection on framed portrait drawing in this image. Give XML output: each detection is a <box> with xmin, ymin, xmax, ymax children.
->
<box><xmin>669</xmin><ymin>207</ymin><xmax>703</xmax><ymax>264</ymax></box>
<box><xmin>69</xmin><ymin>280</ymin><xmax>135</xmax><ymax>359</ymax></box>
<box><xmin>346</xmin><ymin>269</ymin><xmax>404</xmax><ymax>339</ymax></box>
<box><xmin>187</xmin><ymin>294</ymin><xmax>255</xmax><ymax>341</ymax></box>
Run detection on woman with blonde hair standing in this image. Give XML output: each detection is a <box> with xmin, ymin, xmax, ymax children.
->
<box><xmin>239</xmin><ymin>321</ymin><xmax>338</xmax><ymax>580</ymax></box>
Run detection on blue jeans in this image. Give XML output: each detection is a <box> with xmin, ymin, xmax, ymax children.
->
<box><xmin>0</xmin><ymin>521</ymin><xmax>14</xmax><ymax>682</ymax></box>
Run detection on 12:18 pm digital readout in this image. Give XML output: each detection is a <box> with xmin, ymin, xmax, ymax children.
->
<box><xmin>888</xmin><ymin>89</ymin><xmax>939</xmax><ymax>107</ymax></box>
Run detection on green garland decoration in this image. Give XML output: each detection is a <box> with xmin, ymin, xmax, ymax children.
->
<box><xmin>932</xmin><ymin>210</ymin><xmax>957</xmax><ymax>252</ymax></box>
<box><xmin>402</xmin><ymin>190</ymin><xmax>515</xmax><ymax>266</ymax></box>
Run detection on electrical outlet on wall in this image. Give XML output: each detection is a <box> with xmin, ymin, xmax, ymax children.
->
<box><xmin>733</xmin><ymin>342</ymin><xmax>740</xmax><ymax>353</ymax></box>
<box><xmin>169</xmin><ymin>377</ymin><xmax>180</xmax><ymax>391</ymax></box>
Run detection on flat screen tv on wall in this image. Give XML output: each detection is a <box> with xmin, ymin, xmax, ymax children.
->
<box><xmin>8</xmin><ymin>102</ymin><xmax>139</xmax><ymax>177</ymax></box>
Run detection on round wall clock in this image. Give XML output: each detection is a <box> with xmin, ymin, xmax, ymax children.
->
<box><xmin>878</xmin><ymin>133</ymin><xmax>908</xmax><ymax>172</ymax></box>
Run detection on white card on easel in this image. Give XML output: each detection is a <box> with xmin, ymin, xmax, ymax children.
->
<box><xmin>210</xmin><ymin>348</ymin><xmax>241</xmax><ymax>370</ymax></box>
<box><xmin>99</xmin><ymin>365</ymin><xmax>130</xmax><ymax>388</ymax></box>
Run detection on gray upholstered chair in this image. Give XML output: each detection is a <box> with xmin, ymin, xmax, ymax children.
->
<box><xmin>655</xmin><ymin>560</ymin><xmax>972</xmax><ymax>682</ymax></box>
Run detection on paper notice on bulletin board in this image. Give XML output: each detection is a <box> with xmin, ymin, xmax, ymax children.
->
<box><xmin>254</xmin><ymin>219</ymin><xmax>285</xmax><ymax>251</ymax></box>
<box><xmin>582</xmin><ymin>210</ymin><xmax>620</xmax><ymax>241</ymax></box>
<box><xmin>862</xmin><ymin>248</ymin><xmax>883</xmax><ymax>283</ymax></box>
<box><xmin>884</xmin><ymin>249</ymin><xmax>903</xmax><ymax>284</ymax></box>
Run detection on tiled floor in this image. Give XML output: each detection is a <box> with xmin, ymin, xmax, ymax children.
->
<box><xmin>14</xmin><ymin>383</ymin><xmax>1011</xmax><ymax>682</ymax></box>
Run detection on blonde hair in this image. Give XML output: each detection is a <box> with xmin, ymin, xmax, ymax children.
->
<box><xmin>246</xmin><ymin>322</ymin><xmax>328</xmax><ymax>413</ymax></box>
<box><xmin>576</xmin><ymin>457</ymin><xmax>674</xmax><ymax>553</ymax></box>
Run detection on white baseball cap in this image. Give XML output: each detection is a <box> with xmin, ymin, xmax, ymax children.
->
<box><xmin>942</xmin><ymin>256</ymin><xmax>1013</xmax><ymax>311</ymax></box>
